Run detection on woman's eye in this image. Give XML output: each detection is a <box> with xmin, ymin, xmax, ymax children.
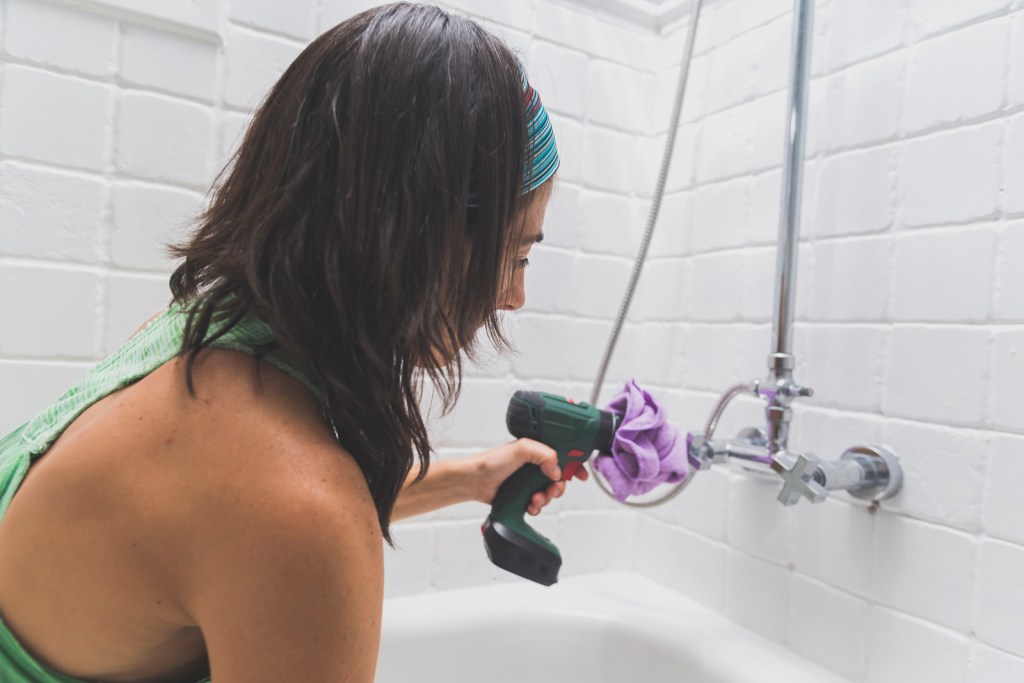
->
<box><xmin>517</xmin><ymin>257</ymin><xmax>530</xmax><ymax>269</ymax></box>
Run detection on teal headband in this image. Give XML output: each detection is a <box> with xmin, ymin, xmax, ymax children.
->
<box><xmin>468</xmin><ymin>68</ymin><xmax>559</xmax><ymax>207</ymax></box>
<box><xmin>520</xmin><ymin>71</ymin><xmax>559</xmax><ymax>194</ymax></box>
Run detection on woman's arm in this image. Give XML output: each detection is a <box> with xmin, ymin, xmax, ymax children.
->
<box><xmin>391</xmin><ymin>438</ymin><xmax>589</xmax><ymax>522</ymax></box>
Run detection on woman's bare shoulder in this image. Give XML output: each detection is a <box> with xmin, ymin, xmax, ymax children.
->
<box><xmin>153</xmin><ymin>347</ymin><xmax>374</xmax><ymax>516</ymax></box>
<box><xmin>154</xmin><ymin>350</ymin><xmax>384</xmax><ymax>679</ymax></box>
<box><xmin>124</xmin><ymin>348</ymin><xmax>382</xmax><ymax>605</ymax></box>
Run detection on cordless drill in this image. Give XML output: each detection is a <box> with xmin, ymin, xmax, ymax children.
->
<box><xmin>482</xmin><ymin>391</ymin><xmax>619</xmax><ymax>586</ymax></box>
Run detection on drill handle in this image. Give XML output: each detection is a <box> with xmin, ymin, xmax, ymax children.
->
<box><xmin>490</xmin><ymin>462</ymin><xmax>551</xmax><ymax>520</ymax></box>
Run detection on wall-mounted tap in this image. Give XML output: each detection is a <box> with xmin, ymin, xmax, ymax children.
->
<box><xmin>687</xmin><ymin>386</ymin><xmax>903</xmax><ymax>507</ymax></box>
<box><xmin>680</xmin><ymin>0</ymin><xmax>904</xmax><ymax>509</ymax></box>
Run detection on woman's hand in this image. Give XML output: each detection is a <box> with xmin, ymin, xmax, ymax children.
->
<box><xmin>469</xmin><ymin>438</ymin><xmax>589</xmax><ymax>516</ymax></box>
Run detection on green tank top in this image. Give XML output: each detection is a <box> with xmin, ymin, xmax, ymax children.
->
<box><xmin>0</xmin><ymin>303</ymin><xmax>326</xmax><ymax>682</ymax></box>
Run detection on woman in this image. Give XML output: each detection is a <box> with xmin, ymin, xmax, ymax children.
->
<box><xmin>0</xmin><ymin>4</ymin><xmax>581</xmax><ymax>681</ymax></box>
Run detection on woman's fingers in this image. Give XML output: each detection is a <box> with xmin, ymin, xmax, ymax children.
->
<box><xmin>512</xmin><ymin>438</ymin><xmax>560</xmax><ymax>481</ymax></box>
<box><xmin>522</xmin><ymin>458</ymin><xmax>590</xmax><ymax>515</ymax></box>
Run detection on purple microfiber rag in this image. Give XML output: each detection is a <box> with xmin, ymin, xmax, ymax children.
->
<box><xmin>593</xmin><ymin>379</ymin><xmax>690</xmax><ymax>502</ymax></box>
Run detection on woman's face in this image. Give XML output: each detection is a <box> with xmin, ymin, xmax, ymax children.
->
<box><xmin>425</xmin><ymin>180</ymin><xmax>554</xmax><ymax>368</ymax></box>
<box><xmin>496</xmin><ymin>179</ymin><xmax>553</xmax><ymax>312</ymax></box>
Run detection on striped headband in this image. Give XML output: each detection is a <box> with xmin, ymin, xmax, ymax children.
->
<box><xmin>468</xmin><ymin>66</ymin><xmax>560</xmax><ymax>207</ymax></box>
<box><xmin>520</xmin><ymin>70</ymin><xmax>559</xmax><ymax>194</ymax></box>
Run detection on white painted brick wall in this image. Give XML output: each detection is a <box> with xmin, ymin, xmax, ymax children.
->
<box><xmin>229</xmin><ymin>0</ymin><xmax>316</xmax><ymax>40</ymax></box>
<box><xmin>115</xmin><ymin>92</ymin><xmax>215</xmax><ymax>188</ymax></box>
<box><xmin>110</xmin><ymin>183</ymin><xmax>200</xmax><ymax>271</ymax></box>
<box><xmin>873</xmin><ymin>512</ymin><xmax>976</xmax><ymax>631</ymax></box>
<box><xmin>976</xmin><ymin>538</ymin><xmax>1024</xmax><ymax>657</ymax></box>
<box><xmin>635</xmin><ymin>1</ymin><xmax>1024</xmax><ymax>680</ymax></box>
<box><xmin>789</xmin><ymin>575</ymin><xmax>871</xmax><ymax>681</ymax></box>
<box><xmin>0</xmin><ymin>65</ymin><xmax>113</xmax><ymax>171</ymax></box>
<box><xmin>904</xmin><ymin>17</ymin><xmax>1009</xmax><ymax>134</ymax></box>
<box><xmin>868</xmin><ymin>608</ymin><xmax>972</xmax><ymax>683</ymax></box>
<box><xmin>991</xmin><ymin>328</ymin><xmax>1024</xmax><ymax>430</ymax></box>
<box><xmin>222</xmin><ymin>26</ymin><xmax>303</xmax><ymax>111</ymax></box>
<box><xmin>4</xmin><ymin>0</ymin><xmax>1024</xmax><ymax>679</ymax></box>
<box><xmin>985</xmin><ymin>434</ymin><xmax>1024</xmax><ymax>545</ymax></box>
<box><xmin>724</xmin><ymin>549</ymin><xmax>790</xmax><ymax>642</ymax></box>
<box><xmin>884</xmin><ymin>325</ymin><xmax>989</xmax><ymax>424</ymax></box>
<box><xmin>822</xmin><ymin>52</ymin><xmax>904</xmax><ymax>151</ymax></box>
<box><xmin>819</xmin><ymin>0</ymin><xmax>904</xmax><ymax>73</ymax></box>
<box><xmin>814</xmin><ymin>146</ymin><xmax>896</xmax><ymax>238</ymax></box>
<box><xmin>0</xmin><ymin>162</ymin><xmax>106</xmax><ymax>263</ymax></box>
<box><xmin>0</xmin><ymin>263</ymin><xmax>100</xmax><ymax>358</ymax></box>
<box><xmin>4</xmin><ymin>0</ymin><xmax>116</xmax><ymax>77</ymax></box>
<box><xmin>905</xmin><ymin>0</ymin><xmax>1011</xmax><ymax>40</ymax></box>
<box><xmin>120</xmin><ymin>25</ymin><xmax>219</xmax><ymax>102</ymax></box>
<box><xmin>890</xmin><ymin>226</ymin><xmax>997</xmax><ymax>322</ymax></box>
<box><xmin>901</xmin><ymin>122</ymin><xmax>1002</xmax><ymax>227</ymax></box>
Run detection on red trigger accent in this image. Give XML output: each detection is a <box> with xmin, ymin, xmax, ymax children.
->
<box><xmin>563</xmin><ymin>449</ymin><xmax>586</xmax><ymax>481</ymax></box>
<box><xmin>562</xmin><ymin>461</ymin><xmax>581</xmax><ymax>481</ymax></box>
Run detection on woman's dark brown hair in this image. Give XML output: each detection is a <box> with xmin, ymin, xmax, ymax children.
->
<box><xmin>168</xmin><ymin>2</ymin><xmax>530</xmax><ymax>543</ymax></box>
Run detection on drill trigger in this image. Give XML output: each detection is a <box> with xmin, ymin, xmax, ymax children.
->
<box><xmin>563</xmin><ymin>449</ymin><xmax>586</xmax><ymax>481</ymax></box>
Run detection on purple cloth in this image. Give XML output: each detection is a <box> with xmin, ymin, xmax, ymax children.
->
<box><xmin>593</xmin><ymin>379</ymin><xmax>690</xmax><ymax>502</ymax></box>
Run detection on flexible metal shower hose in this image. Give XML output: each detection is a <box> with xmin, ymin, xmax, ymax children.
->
<box><xmin>588</xmin><ymin>0</ymin><xmax>704</xmax><ymax>508</ymax></box>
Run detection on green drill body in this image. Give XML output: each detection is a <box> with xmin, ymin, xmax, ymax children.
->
<box><xmin>482</xmin><ymin>391</ymin><xmax>618</xmax><ymax>586</ymax></box>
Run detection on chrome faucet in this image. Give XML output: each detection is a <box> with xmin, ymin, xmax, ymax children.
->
<box><xmin>686</xmin><ymin>373</ymin><xmax>902</xmax><ymax>507</ymax></box>
<box><xmin>683</xmin><ymin>0</ymin><xmax>903</xmax><ymax>507</ymax></box>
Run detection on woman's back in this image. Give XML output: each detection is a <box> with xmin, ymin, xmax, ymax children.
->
<box><xmin>0</xmin><ymin>308</ymin><xmax>382</xmax><ymax>682</ymax></box>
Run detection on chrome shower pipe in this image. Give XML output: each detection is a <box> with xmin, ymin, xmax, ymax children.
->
<box><xmin>765</xmin><ymin>0</ymin><xmax>814</xmax><ymax>456</ymax></box>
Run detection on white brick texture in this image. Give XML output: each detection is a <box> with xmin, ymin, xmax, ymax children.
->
<box><xmin>873</xmin><ymin>512</ymin><xmax>975</xmax><ymax>631</ymax></box>
<box><xmin>788</xmin><ymin>575</ymin><xmax>870</xmax><ymax>681</ymax></box>
<box><xmin>229</xmin><ymin>0</ymin><xmax>316</xmax><ymax>40</ymax></box>
<box><xmin>901</xmin><ymin>122</ymin><xmax>1002</xmax><ymax>227</ymax></box>
<box><xmin>904</xmin><ymin>18</ymin><xmax>1009</xmax><ymax>133</ymax></box>
<box><xmin>984</xmin><ymin>435</ymin><xmax>1024</xmax><ymax>545</ymax></box>
<box><xmin>4</xmin><ymin>0</ymin><xmax>115</xmax><ymax>77</ymax></box>
<box><xmin>724</xmin><ymin>550</ymin><xmax>790</xmax><ymax>643</ymax></box>
<box><xmin>0</xmin><ymin>65</ymin><xmax>112</xmax><ymax>171</ymax></box>
<box><xmin>976</xmin><ymin>539</ymin><xmax>1024</xmax><ymax>656</ymax></box>
<box><xmin>103</xmin><ymin>273</ymin><xmax>170</xmax><ymax>354</ymax></box>
<box><xmin>822</xmin><ymin>52</ymin><xmax>904</xmax><ymax>151</ymax></box>
<box><xmin>120</xmin><ymin>25</ymin><xmax>218</xmax><ymax>102</ymax></box>
<box><xmin>110</xmin><ymin>182</ymin><xmax>200</xmax><ymax>271</ymax></box>
<box><xmin>115</xmin><ymin>92</ymin><xmax>215</xmax><ymax>188</ymax></box>
<box><xmin>990</xmin><ymin>329</ymin><xmax>1024</xmax><ymax>430</ymax></box>
<box><xmin>881</xmin><ymin>420</ymin><xmax>987</xmax><ymax>531</ymax></box>
<box><xmin>223</xmin><ymin>26</ymin><xmax>303</xmax><ymax>111</ymax></box>
<box><xmin>868</xmin><ymin>608</ymin><xmax>972</xmax><ymax>683</ymax></box>
<box><xmin>0</xmin><ymin>264</ymin><xmax>100</xmax><ymax>358</ymax></box>
<box><xmin>820</xmin><ymin>0</ymin><xmax>905</xmax><ymax>73</ymax></box>
<box><xmin>809</xmin><ymin>236</ymin><xmax>890</xmax><ymax>321</ymax></box>
<box><xmin>1005</xmin><ymin>114</ymin><xmax>1024</xmax><ymax>216</ymax></box>
<box><xmin>0</xmin><ymin>162</ymin><xmax>106</xmax><ymax>263</ymax></box>
<box><xmin>814</xmin><ymin>146</ymin><xmax>896</xmax><ymax>238</ymax></box>
<box><xmin>792</xmin><ymin>498</ymin><xmax>873</xmax><ymax>596</ymax></box>
<box><xmin>884</xmin><ymin>325</ymin><xmax>989</xmax><ymax>424</ymax></box>
<box><xmin>905</xmin><ymin>0</ymin><xmax>1012</xmax><ymax>40</ymax></box>
<box><xmin>528</xmin><ymin>41</ymin><xmax>587</xmax><ymax>119</ymax></box>
<box><xmin>890</xmin><ymin>227</ymin><xmax>997</xmax><ymax>322</ymax></box>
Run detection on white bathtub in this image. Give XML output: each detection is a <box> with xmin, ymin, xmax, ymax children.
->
<box><xmin>376</xmin><ymin>571</ymin><xmax>851</xmax><ymax>683</ymax></box>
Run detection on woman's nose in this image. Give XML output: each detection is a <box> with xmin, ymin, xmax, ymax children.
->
<box><xmin>499</xmin><ymin>272</ymin><xmax>526</xmax><ymax>311</ymax></box>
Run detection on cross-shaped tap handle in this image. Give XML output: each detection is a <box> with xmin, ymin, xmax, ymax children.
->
<box><xmin>771</xmin><ymin>452</ymin><xmax>827</xmax><ymax>505</ymax></box>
